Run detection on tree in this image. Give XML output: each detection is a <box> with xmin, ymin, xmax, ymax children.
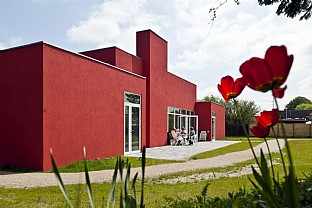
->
<box><xmin>210</xmin><ymin>0</ymin><xmax>312</xmax><ymax>21</ymax></box>
<box><xmin>199</xmin><ymin>95</ymin><xmax>261</xmax><ymax>135</ymax></box>
<box><xmin>285</xmin><ymin>96</ymin><xmax>312</xmax><ymax>110</ymax></box>
<box><xmin>257</xmin><ymin>0</ymin><xmax>312</xmax><ymax>20</ymax></box>
<box><xmin>295</xmin><ymin>103</ymin><xmax>312</xmax><ymax>110</ymax></box>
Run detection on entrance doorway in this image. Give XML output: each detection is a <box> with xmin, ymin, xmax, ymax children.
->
<box><xmin>124</xmin><ymin>93</ymin><xmax>141</xmax><ymax>154</ymax></box>
<box><xmin>212</xmin><ymin>115</ymin><xmax>216</xmax><ymax>141</ymax></box>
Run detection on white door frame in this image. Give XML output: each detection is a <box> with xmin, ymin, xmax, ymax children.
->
<box><xmin>212</xmin><ymin>115</ymin><xmax>216</xmax><ymax>141</ymax></box>
<box><xmin>124</xmin><ymin>102</ymin><xmax>141</xmax><ymax>155</ymax></box>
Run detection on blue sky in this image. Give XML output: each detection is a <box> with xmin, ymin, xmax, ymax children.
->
<box><xmin>1</xmin><ymin>0</ymin><xmax>311</xmax><ymax>110</ymax></box>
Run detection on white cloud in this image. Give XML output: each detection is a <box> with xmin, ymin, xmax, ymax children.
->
<box><xmin>0</xmin><ymin>42</ymin><xmax>5</xmax><ymax>49</ymax></box>
<box><xmin>0</xmin><ymin>37</ymin><xmax>24</xmax><ymax>49</ymax></box>
<box><xmin>66</xmin><ymin>0</ymin><xmax>312</xmax><ymax>110</ymax></box>
<box><xmin>166</xmin><ymin>1</ymin><xmax>312</xmax><ymax>110</ymax></box>
<box><xmin>67</xmin><ymin>0</ymin><xmax>162</xmax><ymax>52</ymax></box>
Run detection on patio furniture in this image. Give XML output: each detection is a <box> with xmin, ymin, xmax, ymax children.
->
<box><xmin>190</xmin><ymin>134</ymin><xmax>198</xmax><ymax>145</ymax></box>
<box><xmin>199</xmin><ymin>131</ymin><xmax>207</xmax><ymax>141</ymax></box>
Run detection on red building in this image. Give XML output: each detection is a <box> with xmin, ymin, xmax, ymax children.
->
<box><xmin>0</xmin><ymin>30</ymin><xmax>225</xmax><ymax>171</ymax></box>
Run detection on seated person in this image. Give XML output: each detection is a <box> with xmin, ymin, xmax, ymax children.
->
<box><xmin>170</xmin><ymin>127</ymin><xmax>178</xmax><ymax>145</ymax></box>
<box><xmin>180</xmin><ymin>127</ymin><xmax>188</xmax><ymax>144</ymax></box>
<box><xmin>175</xmin><ymin>129</ymin><xmax>184</xmax><ymax>145</ymax></box>
<box><xmin>189</xmin><ymin>127</ymin><xmax>196</xmax><ymax>145</ymax></box>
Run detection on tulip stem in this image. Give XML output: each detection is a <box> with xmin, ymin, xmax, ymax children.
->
<box><xmin>233</xmin><ymin>99</ymin><xmax>260</xmax><ymax>168</ymax></box>
<box><xmin>271</xmin><ymin>127</ymin><xmax>287</xmax><ymax>175</ymax></box>
<box><xmin>264</xmin><ymin>137</ymin><xmax>275</xmax><ymax>180</ymax></box>
<box><xmin>273</xmin><ymin>97</ymin><xmax>294</xmax><ymax>170</ymax></box>
<box><xmin>273</xmin><ymin>95</ymin><xmax>299</xmax><ymax>207</ymax></box>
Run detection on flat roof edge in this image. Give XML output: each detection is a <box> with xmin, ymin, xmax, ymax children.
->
<box><xmin>2</xmin><ymin>41</ymin><xmax>146</xmax><ymax>80</ymax></box>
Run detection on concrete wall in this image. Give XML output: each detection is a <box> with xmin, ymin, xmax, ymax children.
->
<box><xmin>0</xmin><ymin>43</ymin><xmax>44</xmax><ymax>170</ymax></box>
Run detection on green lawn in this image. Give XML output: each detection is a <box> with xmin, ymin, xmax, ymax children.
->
<box><xmin>57</xmin><ymin>137</ymin><xmax>259</xmax><ymax>172</ymax></box>
<box><xmin>0</xmin><ymin>139</ymin><xmax>311</xmax><ymax>207</ymax></box>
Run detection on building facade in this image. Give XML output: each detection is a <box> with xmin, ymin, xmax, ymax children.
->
<box><xmin>0</xmin><ymin>30</ymin><xmax>225</xmax><ymax>171</ymax></box>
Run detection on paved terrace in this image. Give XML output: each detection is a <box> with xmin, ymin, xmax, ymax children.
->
<box><xmin>0</xmin><ymin>140</ymin><xmax>285</xmax><ymax>188</ymax></box>
<box><xmin>129</xmin><ymin>140</ymin><xmax>239</xmax><ymax>160</ymax></box>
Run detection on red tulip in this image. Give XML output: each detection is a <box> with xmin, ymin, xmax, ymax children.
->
<box><xmin>255</xmin><ymin>109</ymin><xmax>279</xmax><ymax>128</ymax></box>
<box><xmin>217</xmin><ymin>76</ymin><xmax>246</xmax><ymax>102</ymax></box>
<box><xmin>239</xmin><ymin>45</ymin><xmax>293</xmax><ymax>96</ymax></box>
<box><xmin>272</xmin><ymin>86</ymin><xmax>287</xmax><ymax>99</ymax></box>
<box><xmin>251</xmin><ymin>123</ymin><xmax>270</xmax><ymax>138</ymax></box>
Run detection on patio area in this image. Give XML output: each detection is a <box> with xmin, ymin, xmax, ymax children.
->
<box><xmin>128</xmin><ymin>140</ymin><xmax>240</xmax><ymax>160</ymax></box>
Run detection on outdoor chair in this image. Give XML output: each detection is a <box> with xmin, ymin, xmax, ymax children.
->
<box><xmin>199</xmin><ymin>131</ymin><xmax>207</xmax><ymax>141</ymax></box>
<box><xmin>190</xmin><ymin>134</ymin><xmax>198</xmax><ymax>145</ymax></box>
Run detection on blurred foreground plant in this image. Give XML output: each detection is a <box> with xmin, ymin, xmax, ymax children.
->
<box><xmin>50</xmin><ymin>146</ymin><xmax>146</xmax><ymax>208</ymax></box>
<box><xmin>217</xmin><ymin>45</ymin><xmax>303</xmax><ymax>207</ymax></box>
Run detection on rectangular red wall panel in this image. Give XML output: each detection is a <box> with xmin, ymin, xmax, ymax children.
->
<box><xmin>0</xmin><ymin>44</ymin><xmax>44</xmax><ymax>170</ymax></box>
<box><xmin>42</xmin><ymin>44</ymin><xmax>146</xmax><ymax>170</ymax></box>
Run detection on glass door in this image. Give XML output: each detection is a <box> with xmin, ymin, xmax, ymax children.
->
<box><xmin>131</xmin><ymin>106</ymin><xmax>140</xmax><ymax>152</ymax></box>
<box><xmin>124</xmin><ymin>103</ymin><xmax>141</xmax><ymax>154</ymax></box>
<box><xmin>212</xmin><ymin>116</ymin><xmax>216</xmax><ymax>141</ymax></box>
<box><xmin>188</xmin><ymin>115</ymin><xmax>198</xmax><ymax>136</ymax></box>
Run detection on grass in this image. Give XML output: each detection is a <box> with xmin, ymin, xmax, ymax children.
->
<box><xmin>191</xmin><ymin>139</ymin><xmax>262</xmax><ymax>160</ymax></box>
<box><xmin>0</xmin><ymin>139</ymin><xmax>311</xmax><ymax>207</ymax></box>
<box><xmin>55</xmin><ymin>137</ymin><xmax>261</xmax><ymax>172</ymax></box>
<box><xmin>56</xmin><ymin>156</ymin><xmax>181</xmax><ymax>173</ymax></box>
<box><xmin>0</xmin><ymin>137</ymin><xmax>262</xmax><ymax>173</ymax></box>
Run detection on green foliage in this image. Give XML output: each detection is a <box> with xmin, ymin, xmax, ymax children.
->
<box><xmin>257</xmin><ymin>0</ymin><xmax>312</xmax><ymax>20</ymax></box>
<box><xmin>232</xmin><ymin>0</ymin><xmax>312</xmax><ymax>20</ymax></box>
<box><xmin>163</xmin><ymin>170</ymin><xmax>312</xmax><ymax>208</ymax></box>
<box><xmin>295</xmin><ymin>103</ymin><xmax>312</xmax><ymax>110</ymax></box>
<box><xmin>56</xmin><ymin>156</ymin><xmax>180</xmax><ymax>173</ymax></box>
<box><xmin>199</xmin><ymin>95</ymin><xmax>260</xmax><ymax>126</ymax></box>
<box><xmin>191</xmin><ymin>140</ymin><xmax>262</xmax><ymax>160</ymax></box>
<box><xmin>50</xmin><ymin>147</ymin><xmax>146</xmax><ymax>208</ymax></box>
<box><xmin>1</xmin><ymin>140</ymin><xmax>312</xmax><ymax>207</ymax></box>
<box><xmin>286</xmin><ymin>96</ymin><xmax>312</xmax><ymax>110</ymax></box>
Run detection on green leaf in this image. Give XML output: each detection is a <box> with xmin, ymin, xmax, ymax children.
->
<box><xmin>132</xmin><ymin>172</ymin><xmax>139</xmax><ymax>201</ymax></box>
<box><xmin>106</xmin><ymin>157</ymin><xmax>119</xmax><ymax>208</ymax></box>
<box><xmin>124</xmin><ymin>161</ymin><xmax>131</xmax><ymax>201</ymax></box>
<box><xmin>201</xmin><ymin>183</ymin><xmax>209</xmax><ymax>197</ymax></box>
<box><xmin>140</xmin><ymin>146</ymin><xmax>146</xmax><ymax>208</ymax></box>
<box><xmin>50</xmin><ymin>149</ymin><xmax>73</xmax><ymax>208</ymax></box>
<box><xmin>285</xmin><ymin>168</ymin><xmax>300</xmax><ymax>208</ymax></box>
<box><xmin>252</xmin><ymin>166</ymin><xmax>279</xmax><ymax>208</ymax></box>
<box><xmin>83</xmin><ymin>147</ymin><xmax>95</xmax><ymax>208</ymax></box>
<box><xmin>259</xmin><ymin>148</ymin><xmax>272</xmax><ymax>187</ymax></box>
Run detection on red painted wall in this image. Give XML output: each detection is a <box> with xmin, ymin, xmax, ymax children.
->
<box><xmin>136</xmin><ymin>30</ymin><xmax>196</xmax><ymax>147</ymax></box>
<box><xmin>195</xmin><ymin>102</ymin><xmax>225</xmax><ymax>140</ymax></box>
<box><xmin>42</xmin><ymin>44</ymin><xmax>146</xmax><ymax>170</ymax></box>
<box><xmin>0</xmin><ymin>43</ymin><xmax>44</xmax><ymax>170</ymax></box>
<box><xmin>211</xmin><ymin>102</ymin><xmax>225</xmax><ymax>140</ymax></box>
<box><xmin>81</xmin><ymin>47</ymin><xmax>144</xmax><ymax>76</ymax></box>
<box><xmin>0</xmin><ymin>29</ymin><xmax>221</xmax><ymax>171</ymax></box>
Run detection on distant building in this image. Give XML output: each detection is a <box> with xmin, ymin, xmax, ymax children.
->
<box><xmin>279</xmin><ymin>110</ymin><xmax>312</xmax><ymax>123</ymax></box>
<box><xmin>0</xmin><ymin>29</ymin><xmax>225</xmax><ymax>171</ymax></box>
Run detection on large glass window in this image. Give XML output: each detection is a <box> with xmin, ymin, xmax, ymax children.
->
<box><xmin>168</xmin><ymin>114</ymin><xmax>175</xmax><ymax>131</ymax></box>
<box><xmin>175</xmin><ymin>115</ymin><xmax>180</xmax><ymax>129</ymax></box>
<box><xmin>168</xmin><ymin>106</ymin><xmax>198</xmax><ymax>136</ymax></box>
<box><xmin>124</xmin><ymin>93</ymin><xmax>140</xmax><ymax>104</ymax></box>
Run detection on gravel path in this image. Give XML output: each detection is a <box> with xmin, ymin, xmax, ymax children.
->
<box><xmin>0</xmin><ymin>139</ymin><xmax>285</xmax><ymax>188</ymax></box>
